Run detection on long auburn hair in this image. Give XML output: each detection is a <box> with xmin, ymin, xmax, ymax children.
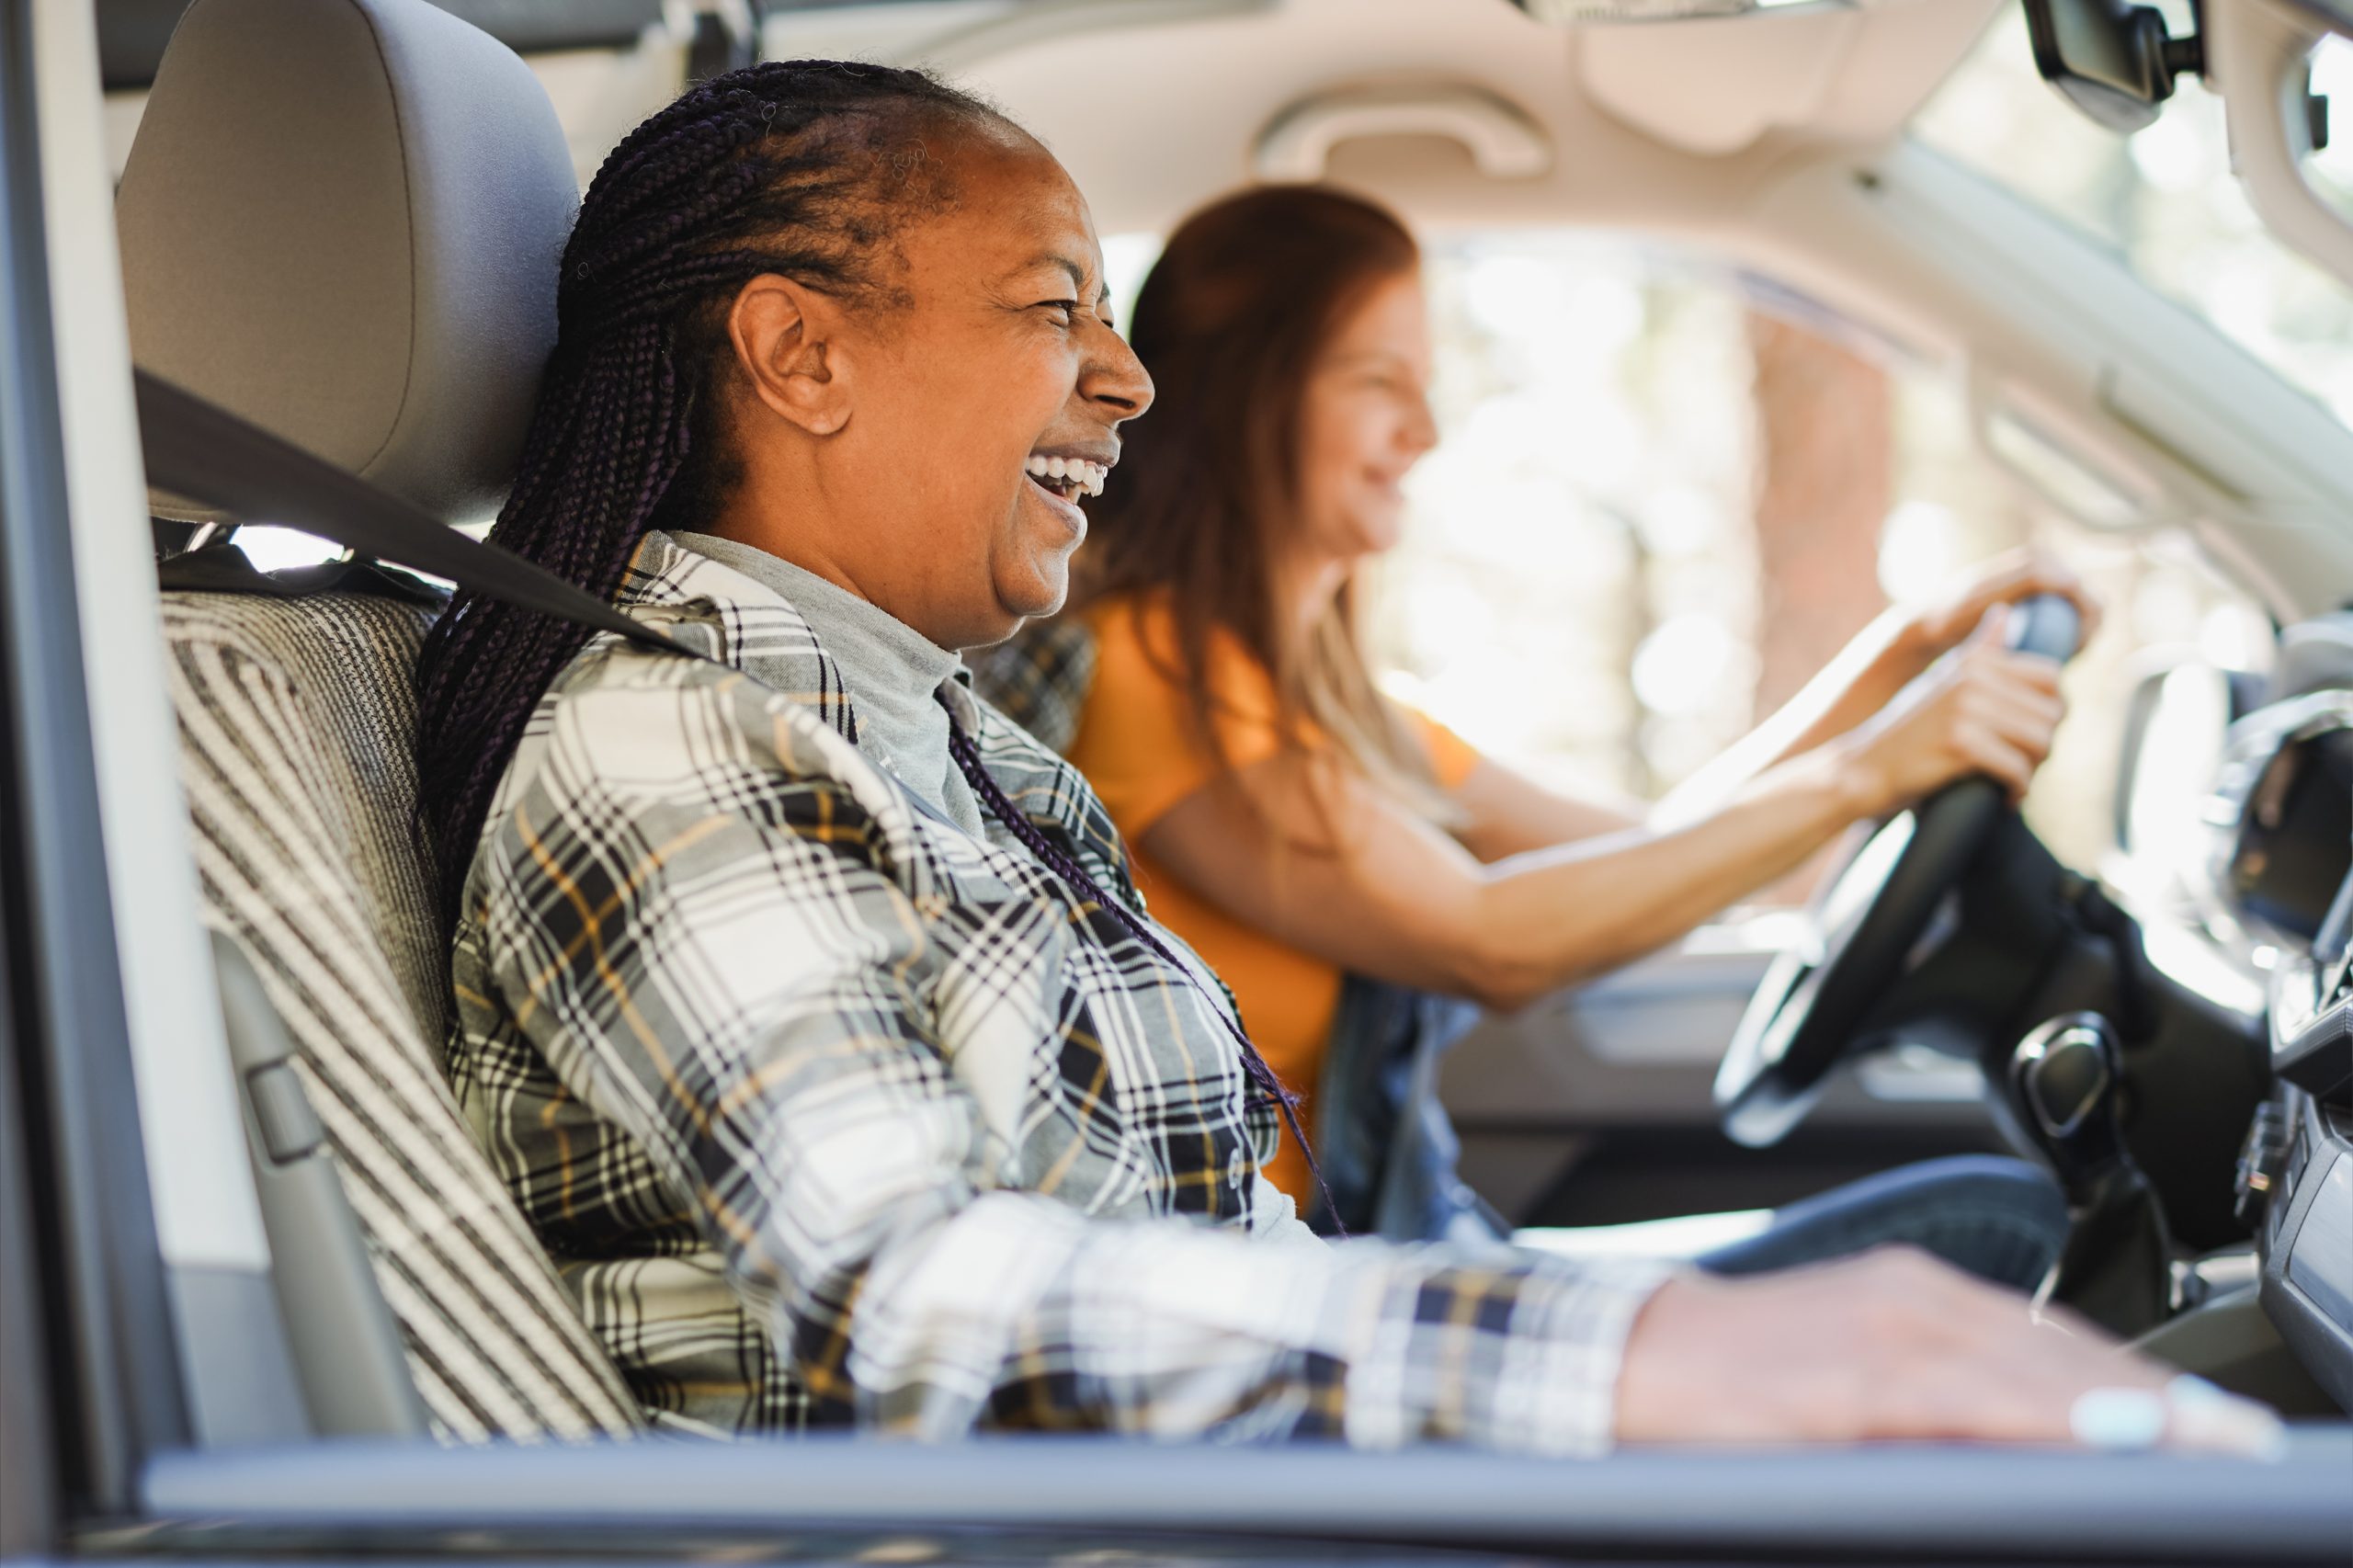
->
<box><xmin>1074</xmin><ymin>185</ymin><xmax>1443</xmax><ymax>824</ymax></box>
<box><xmin>414</xmin><ymin>62</ymin><xmax>1000</xmax><ymax>927</ymax></box>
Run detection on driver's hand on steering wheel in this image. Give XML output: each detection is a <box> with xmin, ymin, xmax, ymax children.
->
<box><xmin>1828</xmin><ymin>551</ymin><xmax>2101</xmax><ymax>733</ymax></box>
<box><xmin>1899</xmin><ymin>549</ymin><xmax>2105</xmax><ymax>666</ymax></box>
<box><xmin>1835</xmin><ymin>613</ymin><xmax>2067</xmax><ymax>814</ymax></box>
<box><xmin>1614</xmin><ymin>1246</ymin><xmax>2285</xmax><ymax>1454</ymax></box>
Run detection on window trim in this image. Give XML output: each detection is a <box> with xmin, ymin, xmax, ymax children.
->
<box><xmin>0</xmin><ymin>0</ymin><xmax>190</xmax><ymax>1515</ymax></box>
<box><xmin>127</xmin><ymin>1432</ymin><xmax>2353</xmax><ymax>1564</ymax></box>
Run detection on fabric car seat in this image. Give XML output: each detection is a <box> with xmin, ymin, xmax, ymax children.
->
<box><xmin>119</xmin><ymin>0</ymin><xmax>645</xmax><ymax>1441</ymax></box>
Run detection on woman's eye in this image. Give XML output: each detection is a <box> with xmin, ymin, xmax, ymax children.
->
<box><xmin>1038</xmin><ymin>300</ymin><xmax>1078</xmax><ymax>325</ymax></box>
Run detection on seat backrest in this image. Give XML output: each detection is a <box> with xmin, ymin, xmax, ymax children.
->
<box><xmin>121</xmin><ymin>0</ymin><xmax>645</xmax><ymax>1440</ymax></box>
<box><xmin>165</xmin><ymin>588</ymin><xmax>645</xmax><ymax>1442</ymax></box>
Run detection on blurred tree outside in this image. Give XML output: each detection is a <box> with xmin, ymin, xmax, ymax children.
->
<box><xmin>1745</xmin><ymin>312</ymin><xmax>1891</xmax><ymax>719</ymax></box>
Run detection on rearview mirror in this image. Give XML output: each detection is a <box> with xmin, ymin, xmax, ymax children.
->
<box><xmin>2022</xmin><ymin>0</ymin><xmax>2201</xmax><ymax>133</ymax></box>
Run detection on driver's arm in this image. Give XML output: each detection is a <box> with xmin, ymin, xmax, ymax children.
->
<box><xmin>1661</xmin><ymin>551</ymin><xmax>2099</xmax><ymax>825</ymax></box>
<box><xmin>1143</xmin><ymin>631</ymin><xmax>2064</xmax><ymax>1013</ymax></box>
<box><xmin>1443</xmin><ymin>754</ymin><xmax>1646</xmax><ymax>862</ymax></box>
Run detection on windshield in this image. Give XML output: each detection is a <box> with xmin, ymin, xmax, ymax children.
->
<box><xmin>1915</xmin><ymin>6</ymin><xmax>2353</xmax><ymax>431</ymax></box>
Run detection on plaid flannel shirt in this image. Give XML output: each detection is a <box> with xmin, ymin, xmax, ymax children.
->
<box><xmin>447</xmin><ymin>530</ymin><xmax>1664</xmax><ymax>1449</ymax></box>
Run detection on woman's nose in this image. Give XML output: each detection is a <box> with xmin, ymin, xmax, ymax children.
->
<box><xmin>1085</xmin><ymin>326</ymin><xmax>1155</xmax><ymax>423</ymax></box>
<box><xmin>1404</xmin><ymin>387</ymin><xmax>1438</xmax><ymax>453</ymax></box>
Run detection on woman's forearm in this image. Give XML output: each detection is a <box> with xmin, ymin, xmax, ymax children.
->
<box><xmin>1447</xmin><ymin>744</ymin><xmax>1870</xmax><ymax>1010</ymax></box>
<box><xmin>1655</xmin><ymin>611</ymin><xmax>1919</xmax><ymax>827</ymax></box>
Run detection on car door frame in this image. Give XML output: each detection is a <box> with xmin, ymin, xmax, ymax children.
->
<box><xmin>0</xmin><ymin>0</ymin><xmax>195</xmax><ymax>1534</ymax></box>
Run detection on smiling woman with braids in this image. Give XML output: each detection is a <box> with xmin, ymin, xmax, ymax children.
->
<box><xmin>415</xmin><ymin>62</ymin><xmax>2246</xmax><ymax>1453</ymax></box>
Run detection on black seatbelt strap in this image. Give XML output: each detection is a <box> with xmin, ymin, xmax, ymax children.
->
<box><xmin>133</xmin><ymin>369</ymin><xmax>690</xmax><ymax>658</ymax></box>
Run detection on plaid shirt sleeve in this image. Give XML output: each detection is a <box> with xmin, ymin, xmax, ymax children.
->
<box><xmin>473</xmin><ymin>648</ymin><xmax>1666</xmax><ymax>1454</ymax></box>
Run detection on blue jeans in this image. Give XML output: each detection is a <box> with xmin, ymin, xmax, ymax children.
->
<box><xmin>1695</xmin><ymin>1153</ymin><xmax>2068</xmax><ymax>1293</ymax></box>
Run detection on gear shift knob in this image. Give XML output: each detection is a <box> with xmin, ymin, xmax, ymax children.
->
<box><xmin>2013</xmin><ymin>1011</ymin><xmax>2126</xmax><ymax>1197</ymax></box>
<box><xmin>2010</xmin><ymin>1011</ymin><xmax>2172</xmax><ymax>1335</ymax></box>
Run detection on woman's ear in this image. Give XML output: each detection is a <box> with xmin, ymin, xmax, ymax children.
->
<box><xmin>727</xmin><ymin>275</ymin><xmax>851</xmax><ymax>437</ymax></box>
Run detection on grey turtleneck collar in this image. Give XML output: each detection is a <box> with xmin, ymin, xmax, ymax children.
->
<box><xmin>670</xmin><ymin>531</ymin><xmax>987</xmax><ymax>840</ymax></box>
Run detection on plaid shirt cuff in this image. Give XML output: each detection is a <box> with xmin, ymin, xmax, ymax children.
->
<box><xmin>1341</xmin><ymin>1253</ymin><xmax>1673</xmax><ymax>1457</ymax></box>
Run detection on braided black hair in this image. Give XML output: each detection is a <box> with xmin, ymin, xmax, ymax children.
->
<box><xmin>419</xmin><ymin>60</ymin><xmax>1332</xmax><ymax>1209</ymax></box>
<box><xmin>415</xmin><ymin>60</ymin><xmax>1004</xmax><ymax>925</ymax></box>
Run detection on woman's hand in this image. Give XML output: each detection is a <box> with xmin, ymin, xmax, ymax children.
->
<box><xmin>1669</xmin><ymin>550</ymin><xmax>2098</xmax><ymax>821</ymax></box>
<box><xmin>1834</xmin><ymin>617</ymin><xmax>2067</xmax><ymax>817</ymax></box>
<box><xmin>1615</xmin><ymin>1247</ymin><xmax>2283</xmax><ymax>1453</ymax></box>
<box><xmin>1883</xmin><ymin>549</ymin><xmax>2104</xmax><ymax>686</ymax></box>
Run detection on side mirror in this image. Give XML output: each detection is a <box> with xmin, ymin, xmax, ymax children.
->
<box><xmin>2022</xmin><ymin>0</ymin><xmax>2202</xmax><ymax>134</ymax></box>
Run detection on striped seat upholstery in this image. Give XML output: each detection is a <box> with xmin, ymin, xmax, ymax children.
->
<box><xmin>163</xmin><ymin>588</ymin><xmax>646</xmax><ymax>1443</ymax></box>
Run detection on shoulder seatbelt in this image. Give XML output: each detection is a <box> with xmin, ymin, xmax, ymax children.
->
<box><xmin>133</xmin><ymin>369</ymin><xmax>689</xmax><ymax>657</ymax></box>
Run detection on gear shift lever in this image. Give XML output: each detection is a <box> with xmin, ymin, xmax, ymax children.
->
<box><xmin>2012</xmin><ymin>1012</ymin><xmax>2172</xmax><ymax>1336</ymax></box>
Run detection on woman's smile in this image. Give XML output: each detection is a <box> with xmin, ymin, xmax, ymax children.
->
<box><xmin>1023</xmin><ymin>471</ymin><xmax>1088</xmax><ymax>537</ymax></box>
<box><xmin>1022</xmin><ymin>442</ymin><xmax>1118</xmax><ymax>535</ymax></box>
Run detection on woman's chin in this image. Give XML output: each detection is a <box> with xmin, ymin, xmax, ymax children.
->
<box><xmin>1341</xmin><ymin>494</ymin><xmax>1409</xmax><ymax>557</ymax></box>
<box><xmin>995</xmin><ymin>550</ymin><xmax>1074</xmax><ymax>626</ymax></box>
<box><xmin>1345</xmin><ymin>516</ymin><xmax>1406</xmax><ymax>560</ymax></box>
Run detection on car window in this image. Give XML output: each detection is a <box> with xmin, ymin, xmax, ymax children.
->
<box><xmin>1914</xmin><ymin>6</ymin><xmax>2353</xmax><ymax>433</ymax></box>
<box><xmin>1340</xmin><ymin>233</ymin><xmax>2261</xmax><ymax>882</ymax></box>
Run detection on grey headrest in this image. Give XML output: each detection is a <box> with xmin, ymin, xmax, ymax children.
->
<box><xmin>118</xmin><ymin>0</ymin><xmax>580</xmax><ymax>525</ymax></box>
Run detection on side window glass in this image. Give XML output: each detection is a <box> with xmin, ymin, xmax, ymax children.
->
<box><xmin>1363</xmin><ymin>233</ymin><xmax>2268</xmax><ymax>889</ymax></box>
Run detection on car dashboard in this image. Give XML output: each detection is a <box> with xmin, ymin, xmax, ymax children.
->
<box><xmin>2253</xmin><ymin>879</ymin><xmax>2353</xmax><ymax>1410</ymax></box>
<box><xmin>2183</xmin><ymin>613</ymin><xmax>2353</xmax><ymax>1410</ymax></box>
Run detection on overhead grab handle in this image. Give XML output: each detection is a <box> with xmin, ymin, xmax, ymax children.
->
<box><xmin>1253</xmin><ymin>84</ymin><xmax>1554</xmax><ymax>183</ymax></box>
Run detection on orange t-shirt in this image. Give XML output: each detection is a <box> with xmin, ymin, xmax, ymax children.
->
<box><xmin>1065</xmin><ymin>595</ymin><xmax>1482</xmax><ymax>1207</ymax></box>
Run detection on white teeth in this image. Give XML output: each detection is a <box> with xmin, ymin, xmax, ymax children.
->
<box><xmin>1026</xmin><ymin>454</ymin><xmax>1108</xmax><ymax>499</ymax></box>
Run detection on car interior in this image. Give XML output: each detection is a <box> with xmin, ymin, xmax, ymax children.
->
<box><xmin>4</xmin><ymin>0</ymin><xmax>2353</xmax><ymax>1563</ymax></box>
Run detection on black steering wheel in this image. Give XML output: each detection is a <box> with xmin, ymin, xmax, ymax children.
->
<box><xmin>1713</xmin><ymin>595</ymin><xmax>2084</xmax><ymax>1147</ymax></box>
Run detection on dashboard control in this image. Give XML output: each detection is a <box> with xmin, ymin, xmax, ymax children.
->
<box><xmin>2268</xmin><ymin>868</ymin><xmax>2353</xmax><ymax>1104</ymax></box>
<box><xmin>2234</xmin><ymin>1098</ymin><xmax>2291</xmax><ymax>1232</ymax></box>
<box><xmin>2259</xmin><ymin>1095</ymin><xmax>2353</xmax><ymax>1413</ymax></box>
<box><xmin>2252</xmin><ymin>861</ymin><xmax>2353</xmax><ymax>1412</ymax></box>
